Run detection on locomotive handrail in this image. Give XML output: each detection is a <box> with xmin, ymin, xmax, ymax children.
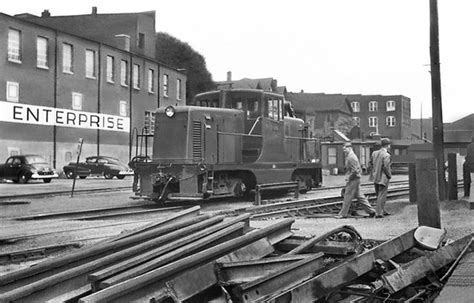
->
<box><xmin>284</xmin><ymin>136</ymin><xmax>319</xmax><ymax>141</ymax></box>
<box><xmin>248</xmin><ymin>116</ymin><xmax>263</xmax><ymax>135</ymax></box>
<box><xmin>217</xmin><ymin>131</ymin><xmax>262</xmax><ymax>138</ymax></box>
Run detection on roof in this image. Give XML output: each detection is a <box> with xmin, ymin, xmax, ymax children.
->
<box><xmin>216</xmin><ymin>77</ymin><xmax>277</xmax><ymax>92</ymax></box>
<box><xmin>444</xmin><ymin>114</ymin><xmax>474</xmax><ymax>131</ymax></box>
<box><xmin>286</xmin><ymin>92</ymin><xmax>353</xmax><ymax>114</ymax></box>
<box><xmin>444</xmin><ymin>130</ymin><xmax>474</xmax><ymax>143</ymax></box>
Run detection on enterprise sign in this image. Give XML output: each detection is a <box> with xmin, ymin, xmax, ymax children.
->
<box><xmin>0</xmin><ymin>101</ymin><xmax>130</xmax><ymax>133</ymax></box>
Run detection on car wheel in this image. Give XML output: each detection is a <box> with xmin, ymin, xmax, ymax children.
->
<box><xmin>79</xmin><ymin>176</ymin><xmax>87</xmax><ymax>179</ymax></box>
<box><xmin>116</xmin><ymin>175</ymin><xmax>125</xmax><ymax>180</ymax></box>
<box><xmin>65</xmin><ymin>171</ymin><xmax>75</xmax><ymax>179</ymax></box>
<box><xmin>18</xmin><ymin>172</ymin><xmax>29</xmax><ymax>184</ymax></box>
<box><xmin>104</xmin><ymin>172</ymin><xmax>114</xmax><ymax>179</ymax></box>
<box><xmin>43</xmin><ymin>178</ymin><xmax>52</xmax><ymax>183</ymax></box>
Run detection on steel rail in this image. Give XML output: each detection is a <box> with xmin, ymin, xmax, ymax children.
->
<box><xmin>0</xmin><ymin>215</ymin><xmax>218</xmax><ymax>301</ymax></box>
<box><xmin>0</xmin><ymin>207</ymin><xmax>202</xmax><ymax>288</ymax></box>
<box><xmin>12</xmin><ymin>205</ymin><xmax>180</xmax><ymax>221</ymax></box>
<box><xmin>251</xmin><ymin>190</ymin><xmax>410</xmax><ymax>219</ymax></box>
<box><xmin>0</xmin><ymin>186</ymin><xmax>131</xmax><ymax>201</ymax></box>
<box><xmin>79</xmin><ymin>218</ymin><xmax>295</xmax><ymax>303</ymax></box>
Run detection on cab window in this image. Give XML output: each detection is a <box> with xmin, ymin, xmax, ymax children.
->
<box><xmin>6</xmin><ymin>157</ymin><xmax>14</xmax><ymax>165</ymax></box>
<box><xmin>247</xmin><ymin>98</ymin><xmax>260</xmax><ymax>119</ymax></box>
<box><xmin>266</xmin><ymin>98</ymin><xmax>281</xmax><ymax>121</ymax></box>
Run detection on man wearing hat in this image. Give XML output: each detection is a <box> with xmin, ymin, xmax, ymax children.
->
<box><xmin>370</xmin><ymin>138</ymin><xmax>392</xmax><ymax>218</ymax></box>
<box><xmin>335</xmin><ymin>142</ymin><xmax>376</xmax><ymax>219</ymax></box>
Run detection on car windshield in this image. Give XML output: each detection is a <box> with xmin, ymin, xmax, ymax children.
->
<box><xmin>25</xmin><ymin>155</ymin><xmax>47</xmax><ymax>164</ymax></box>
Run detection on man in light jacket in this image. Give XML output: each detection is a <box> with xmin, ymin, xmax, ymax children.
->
<box><xmin>370</xmin><ymin>138</ymin><xmax>392</xmax><ymax>218</ymax></box>
<box><xmin>335</xmin><ymin>142</ymin><xmax>376</xmax><ymax>219</ymax></box>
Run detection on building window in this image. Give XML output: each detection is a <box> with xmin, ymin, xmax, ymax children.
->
<box><xmin>177</xmin><ymin>78</ymin><xmax>182</xmax><ymax>100</ymax></box>
<box><xmin>163</xmin><ymin>74</ymin><xmax>169</xmax><ymax>97</ymax></box>
<box><xmin>328</xmin><ymin>147</ymin><xmax>337</xmax><ymax>165</ymax></box>
<box><xmin>386</xmin><ymin>116</ymin><xmax>396</xmax><ymax>127</ymax></box>
<box><xmin>106</xmin><ymin>55</ymin><xmax>114</xmax><ymax>83</ymax></box>
<box><xmin>148</xmin><ymin>69</ymin><xmax>155</xmax><ymax>93</ymax></box>
<box><xmin>85</xmin><ymin>49</ymin><xmax>96</xmax><ymax>78</ymax></box>
<box><xmin>351</xmin><ymin>101</ymin><xmax>360</xmax><ymax>112</ymax></box>
<box><xmin>369</xmin><ymin>101</ymin><xmax>378</xmax><ymax>112</ymax></box>
<box><xmin>386</xmin><ymin>100</ymin><xmax>396</xmax><ymax>111</ymax></box>
<box><xmin>133</xmin><ymin>64</ymin><xmax>140</xmax><ymax>89</ymax></box>
<box><xmin>72</xmin><ymin>92</ymin><xmax>82</xmax><ymax>110</ymax></box>
<box><xmin>119</xmin><ymin>101</ymin><xmax>127</xmax><ymax>116</ymax></box>
<box><xmin>36</xmin><ymin>36</ymin><xmax>48</xmax><ymax>69</ymax></box>
<box><xmin>144</xmin><ymin>111</ymin><xmax>156</xmax><ymax>134</ymax></box>
<box><xmin>62</xmin><ymin>43</ymin><xmax>73</xmax><ymax>73</ymax></box>
<box><xmin>138</xmin><ymin>33</ymin><xmax>145</xmax><ymax>49</ymax></box>
<box><xmin>6</xmin><ymin>81</ymin><xmax>19</xmax><ymax>102</ymax></box>
<box><xmin>120</xmin><ymin>60</ymin><xmax>128</xmax><ymax>86</ymax></box>
<box><xmin>353</xmin><ymin>116</ymin><xmax>360</xmax><ymax>127</ymax></box>
<box><xmin>369</xmin><ymin>116</ymin><xmax>378</xmax><ymax>127</ymax></box>
<box><xmin>8</xmin><ymin>28</ymin><xmax>21</xmax><ymax>63</ymax></box>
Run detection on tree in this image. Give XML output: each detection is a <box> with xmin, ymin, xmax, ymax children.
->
<box><xmin>155</xmin><ymin>32</ymin><xmax>215</xmax><ymax>104</ymax></box>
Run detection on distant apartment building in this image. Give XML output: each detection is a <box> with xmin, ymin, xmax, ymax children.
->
<box><xmin>0</xmin><ymin>8</ymin><xmax>186</xmax><ymax>170</ymax></box>
<box><xmin>345</xmin><ymin>94</ymin><xmax>411</xmax><ymax>140</ymax></box>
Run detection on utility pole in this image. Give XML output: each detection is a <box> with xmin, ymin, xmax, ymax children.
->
<box><xmin>429</xmin><ymin>0</ymin><xmax>446</xmax><ymax>199</ymax></box>
<box><xmin>420</xmin><ymin>102</ymin><xmax>423</xmax><ymax>140</ymax></box>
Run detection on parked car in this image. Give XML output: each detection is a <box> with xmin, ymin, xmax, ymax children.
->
<box><xmin>63</xmin><ymin>156</ymin><xmax>133</xmax><ymax>179</ymax></box>
<box><xmin>128</xmin><ymin>155</ymin><xmax>152</xmax><ymax>170</ymax></box>
<box><xmin>0</xmin><ymin>155</ymin><xmax>58</xmax><ymax>184</ymax></box>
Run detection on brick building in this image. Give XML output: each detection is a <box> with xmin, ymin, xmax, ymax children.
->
<box><xmin>345</xmin><ymin>94</ymin><xmax>411</xmax><ymax>140</ymax></box>
<box><xmin>0</xmin><ymin>9</ymin><xmax>186</xmax><ymax>171</ymax></box>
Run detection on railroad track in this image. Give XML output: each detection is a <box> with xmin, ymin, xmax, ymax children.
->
<box><xmin>235</xmin><ymin>181</ymin><xmax>465</xmax><ymax>219</ymax></box>
<box><xmin>12</xmin><ymin>205</ymin><xmax>184</xmax><ymax>221</ymax></box>
<box><xmin>0</xmin><ymin>185</ymin><xmax>131</xmax><ymax>201</ymax></box>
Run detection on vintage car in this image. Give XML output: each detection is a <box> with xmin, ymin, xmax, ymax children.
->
<box><xmin>63</xmin><ymin>156</ymin><xmax>133</xmax><ymax>179</ymax></box>
<box><xmin>0</xmin><ymin>155</ymin><xmax>58</xmax><ymax>184</ymax></box>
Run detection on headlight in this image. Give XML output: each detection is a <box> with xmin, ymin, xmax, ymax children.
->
<box><xmin>165</xmin><ymin>106</ymin><xmax>175</xmax><ymax>118</ymax></box>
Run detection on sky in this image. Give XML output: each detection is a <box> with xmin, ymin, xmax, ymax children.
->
<box><xmin>3</xmin><ymin>0</ymin><xmax>474</xmax><ymax>123</ymax></box>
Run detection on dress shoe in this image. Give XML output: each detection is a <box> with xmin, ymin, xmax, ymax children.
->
<box><xmin>383</xmin><ymin>212</ymin><xmax>391</xmax><ymax>216</ymax></box>
<box><xmin>334</xmin><ymin>215</ymin><xmax>347</xmax><ymax>219</ymax></box>
<box><xmin>375</xmin><ymin>215</ymin><xmax>384</xmax><ymax>219</ymax></box>
<box><xmin>368</xmin><ymin>213</ymin><xmax>376</xmax><ymax>218</ymax></box>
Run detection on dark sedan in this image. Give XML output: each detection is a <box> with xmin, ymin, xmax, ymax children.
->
<box><xmin>63</xmin><ymin>156</ymin><xmax>133</xmax><ymax>179</ymax></box>
<box><xmin>0</xmin><ymin>155</ymin><xmax>58</xmax><ymax>184</ymax></box>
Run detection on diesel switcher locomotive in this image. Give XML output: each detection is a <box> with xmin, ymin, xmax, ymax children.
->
<box><xmin>132</xmin><ymin>89</ymin><xmax>322</xmax><ymax>202</ymax></box>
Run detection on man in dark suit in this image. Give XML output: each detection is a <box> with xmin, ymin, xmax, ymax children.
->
<box><xmin>335</xmin><ymin>142</ymin><xmax>376</xmax><ymax>219</ymax></box>
<box><xmin>370</xmin><ymin>138</ymin><xmax>392</xmax><ymax>218</ymax></box>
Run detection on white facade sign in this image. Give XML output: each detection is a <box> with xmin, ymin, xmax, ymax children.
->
<box><xmin>0</xmin><ymin>101</ymin><xmax>130</xmax><ymax>133</ymax></box>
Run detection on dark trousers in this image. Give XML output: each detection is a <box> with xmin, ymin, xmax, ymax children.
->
<box><xmin>339</xmin><ymin>178</ymin><xmax>375</xmax><ymax>217</ymax></box>
<box><xmin>464</xmin><ymin>181</ymin><xmax>471</xmax><ymax>197</ymax></box>
<box><xmin>374</xmin><ymin>183</ymin><xmax>388</xmax><ymax>216</ymax></box>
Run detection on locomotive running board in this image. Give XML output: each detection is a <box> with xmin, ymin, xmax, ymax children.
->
<box><xmin>166</xmin><ymin>193</ymin><xmax>206</xmax><ymax>202</ymax></box>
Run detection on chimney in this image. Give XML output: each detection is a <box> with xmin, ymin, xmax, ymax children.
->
<box><xmin>41</xmin><ymin>10</ymin><xmax>51</xmax><ymax>18</ymax></box>
<box><xmin>227</xmin><ymin>71</ymin><xmax>232</xmax><ymax>82</ymax></box>
<box><xmin>92</xmin><ymin>6</ymin><xmax>97</xmax><ymax>15</ymax></box>
<box><xmin>114</xmin><ymin>34</ymin><xmax>130</xmax><ymax>52</ymax></box>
